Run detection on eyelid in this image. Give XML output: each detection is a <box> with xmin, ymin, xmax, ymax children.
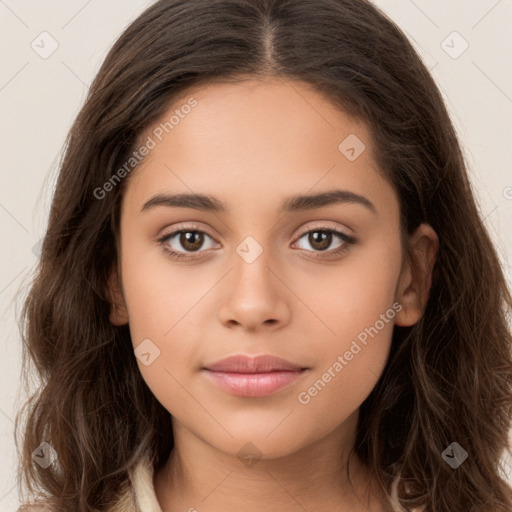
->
<box><xmin>159</xmin><ymin>221</ymin><xmax>353</xmax><ymax>245</ymax></box>
<box><xmin>294</xmin><ymin>221</ymin><xmax>354</xmax><ymax>240</ymax></box>
<box><xmin>160</xmin><ymin>222</ymin><xmax>219</xmax><ymax>242</ymax></box>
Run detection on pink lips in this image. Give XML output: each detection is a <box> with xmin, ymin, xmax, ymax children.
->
<box><xmin>203</xmin><ymin>354</ymin><xmax>309</xmax><ymax>397</ymax></box>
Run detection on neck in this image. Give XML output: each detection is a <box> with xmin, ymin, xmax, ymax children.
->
<box><xmin>154</xmin><ymin>413</ymin><xmax>391</xmax><ymax>512</ymax></box>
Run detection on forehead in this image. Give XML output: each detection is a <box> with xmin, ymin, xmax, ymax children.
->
<box><xmin>122</xmin><ymin>77</ymin><xmax>397</xmax><ymax>218</ymax></box>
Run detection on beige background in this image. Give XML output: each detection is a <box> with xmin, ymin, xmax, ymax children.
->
<box><xmin>1</xmin><ymin>0</ymin><xmax>511</xmax><ymax>507</ymax></box>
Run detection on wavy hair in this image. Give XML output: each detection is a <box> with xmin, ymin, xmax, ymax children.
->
<box><xmin>15</xmin><ymin>0</ymin><xmax>512</xmax><ymax>510</ymax></box>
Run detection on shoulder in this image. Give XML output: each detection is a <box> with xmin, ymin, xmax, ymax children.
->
<box><xmin>17</xmin><ymin>454</ymin><xmax>160</xmax><ymax>512</ymax></box>
<box><xmin>109</xmin><ymin>458</ymin><xmax>163</xmax><ymax>512</ymax></box>
<box><xmin>18</xmin><ymin>503</ymin><xmax>53</xmax><ymax>511</ymax></box>
<box><xmin>18</xmin><ymin>490</ymin><xmax>135</xmax><ymax>512</ymax></box>
<box><xmin>18</xmin><ymin>491</ymin><xmax>136</xmax><ymax>512</ymax></box>
<box><xmin>128</xmin><ymin>454</ymin><xmax>163</xmax><ymax>511</ymax></box>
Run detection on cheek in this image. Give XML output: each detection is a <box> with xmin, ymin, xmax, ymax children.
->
<box><xmin>118</xmin><ymin>239</ymin><xmax>214</xmax><ymax>404</ymax></box>
<box><xmin>291</xmin><ymin>235</ymin><xmax>401</xmax><ymax>406</ymax></box>
<box><xmin>293</xmin><ymin>284</ymin><xmax>398</xmax><ymax>440</ymax></box>
<box><xmin>119</xmin><ymin>231</ymin><xmax>208</xmax><ymax>341</ymax></box>
<box><xmin>296</xmin><ymin>232</ymin><xmax>402</xmax><ymax>341</ymax></box>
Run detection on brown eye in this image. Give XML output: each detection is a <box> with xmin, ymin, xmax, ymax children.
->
<box><xmin>179</xmin><ymin>231</ymin><xmax>205</xmax><ymax>252</ymax></box>
<box><xmin>307</xmin><ymin>231</ymin><xmax>332</xmax><ymax>251</ymax></box>
<box><xmin>158</xmin><ymin>227</ymin><xmax>219</xmax><ymax>259</ymax></box>
<box><xmin>295</xmin><ymin>228</ymin><xmax>354</xmax><ymax>254</ymax></box>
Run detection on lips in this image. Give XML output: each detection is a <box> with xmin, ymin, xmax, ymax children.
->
<box><xmin>203</xmin><ymin>354</ymin><xmax>306</xmax><ymax>373</ymax></box>
<box><xmin>202</xmin><ymin>354</ymin><xmax>309</xmax><ymax>397</ymax></box>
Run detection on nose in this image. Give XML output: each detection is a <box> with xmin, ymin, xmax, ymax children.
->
<box><xmin>218</xmin><ymin>246</ymin><xmax>291</xmax><ymax>332</ymax></box>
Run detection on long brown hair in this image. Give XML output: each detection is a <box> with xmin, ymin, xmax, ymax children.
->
<box><xmin>15</xmin><ymin>0</ymin><xmax>512</xmax><ymax>510</ymax></box>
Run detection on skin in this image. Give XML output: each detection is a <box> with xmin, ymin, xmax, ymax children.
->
<box><xmin>108</xmin><ymin>77</ymin><xmax>438</xmax><ymax>511</ymax></box>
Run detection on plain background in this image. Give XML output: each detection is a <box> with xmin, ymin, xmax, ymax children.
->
<box><xmin>1</xmin><ymin>0</ymin><xmax>511</xmax><ymax>507</ymax></box>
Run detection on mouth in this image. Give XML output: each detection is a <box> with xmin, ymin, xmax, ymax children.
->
<box><xmin>202</xmin><ymin>354</ymin><xmax>310</xmax><ymax>397</ymax></box>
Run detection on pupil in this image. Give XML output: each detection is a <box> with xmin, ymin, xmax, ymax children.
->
<box><xmin>181</xmin><ymin>231</ymin><xmax>203</xmax><ymax>251</ymax></box>
<box><xmin>310</xmin><ymin>231</ymin><xmax>331</xmax><ymax>251</ymax></box>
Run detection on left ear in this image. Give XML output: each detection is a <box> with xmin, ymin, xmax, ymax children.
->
<box><xmin>394</xmin><ymin>223</ymin><xmax>439</xmax><ymax>327</ymax></box>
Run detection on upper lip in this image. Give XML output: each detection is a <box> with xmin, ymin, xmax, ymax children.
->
<box><xmin>204</xmin><ymin>354</ymin><xmax>306</xmax><ymax>373</ymax></box>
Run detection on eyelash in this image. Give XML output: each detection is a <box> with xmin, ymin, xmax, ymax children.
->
<box><xmin>156</xmin><ymin>223</ymin><xmax>357</xmax><ymax>261</ymax></box>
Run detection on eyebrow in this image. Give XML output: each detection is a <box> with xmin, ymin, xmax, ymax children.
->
<box><xmin>140</xmin><ymin>189</ymin><xmax>377</xmax><ymax>215</ymax></box>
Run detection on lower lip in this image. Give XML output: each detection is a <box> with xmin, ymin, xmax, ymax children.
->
<box><xmin>203</xmin><ymin>369</ymin><xmax>307</xmax><ymax>397</ymax></box>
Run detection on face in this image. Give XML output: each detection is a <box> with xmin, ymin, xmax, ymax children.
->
<box><xmin>109</xmin><ymin>77</ymin><xmax>431</xmax><ymax>460</ymax></box>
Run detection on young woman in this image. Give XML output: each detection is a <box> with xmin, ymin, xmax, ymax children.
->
<box><xmin>16</xmin><ymin>0</ymin><xmax>512</xmax><ymax>511</ymax></box>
